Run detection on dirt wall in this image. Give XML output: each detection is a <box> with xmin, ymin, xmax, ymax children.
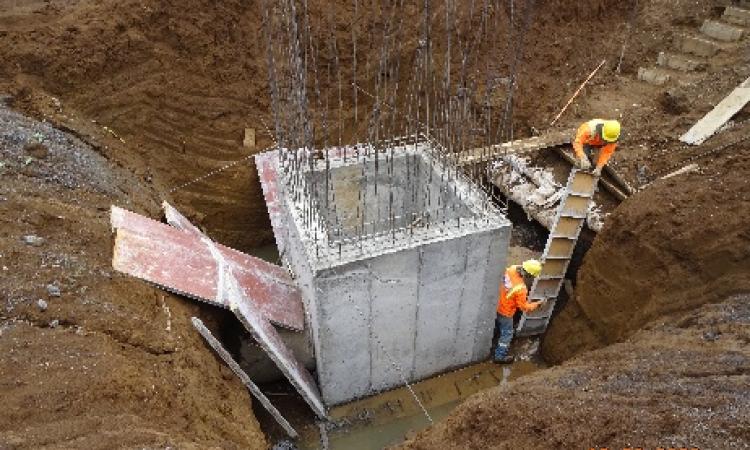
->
<box><xmin>543</xmin><ymin>136</ymin><xmax>750</xmax><ymax>363</ymax></box>
<box><xmin>0</xmin><ymin>102</ymin><xmax>267</xmax><ymax>449</ymax></box>
<box><xmin>397</xmin><ymin>294</ymin><xmax>750</xmax><ymax>449</ymax></box>
<box><xmin>0</xmin><ymin>0</ymin><xmax>633</xmax><ymax>252</ymax></box>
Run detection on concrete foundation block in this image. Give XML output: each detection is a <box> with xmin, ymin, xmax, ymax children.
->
<box><xmin>656</xmin><ymin>52</ymin><xmax>706</xmax><ymax>72</ymax></box>
<box><xmin>638</xmin><ymin>67</ymin><xmax>671</xmax><ymax>86</ymax></box>
<box><xmin>724</xmin><ymin>6</ymin><xmax>750</xmax><ymax>27</ymax></box>
<box><xmin>675</xmin><ymin>35</ymin><xmax>719</xmax><ymax>57</ymax></box>
<box><xmin>264</xmin><ymin>141</ymin><xmax>510</xmax><ymax>406</ymax></box>
<box><xmin>701</xmin><ymin>19</ymin><xmax>744</xmax><ymax>42</ymax></box>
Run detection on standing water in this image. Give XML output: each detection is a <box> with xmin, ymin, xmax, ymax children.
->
<box><xmin>298</xmin><ymin>360</ymin><xmax>542</xmax><ymax>450</ymax></box>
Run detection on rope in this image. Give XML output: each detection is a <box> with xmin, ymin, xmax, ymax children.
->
<box><xmin>340</xmin><ymin>289</ymin><xmax>434</xmax><ymax>424</ymax></box>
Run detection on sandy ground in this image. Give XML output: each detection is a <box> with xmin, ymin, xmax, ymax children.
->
<box><xmin>0</xmin><ymin>104</ymin><xmax>267</xmax><ymax>448</ymax></box>
<box><xmin>1</xmin><ymin>0</ymin><xmax>749</xmax><ymax>448</ymax></box>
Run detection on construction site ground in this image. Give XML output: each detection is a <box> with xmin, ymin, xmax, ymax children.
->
<box><xmin>1</xmin><ymin>0</ymin><xmax>749</xmax><ymax>448</ymax></box>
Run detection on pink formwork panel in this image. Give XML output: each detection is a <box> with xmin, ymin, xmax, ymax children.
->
<box><xmin>111</xmin><ymin>206</ymin><xmax>304</xmax><ymax>331</ymax></box>
<box><xmin>226</xmin><ymin>272</ymin><xmax>327</xmax><ymax>419</ymax></box>
<box><xmin>255</xmin><ymin>150</ymin><xmax>288</xmax><ymax>257</ymax></box>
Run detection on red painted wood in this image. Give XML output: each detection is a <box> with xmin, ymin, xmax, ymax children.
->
<box><xmin>111</xmin><ymin>206</ymin><xmax>304</xmax><ymax>330</ymax></box>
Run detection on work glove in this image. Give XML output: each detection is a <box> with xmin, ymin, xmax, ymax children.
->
<box><xmin>579</xmin><ymin>157</ymin><xmax>591</xmax><ymax>170</ymax></box>
<box><xmin>530</xmin><ymin>300</ymin><xmax>545</xmax><ymax>311</ymax></box>
<box><xmin>593</xmin><ymin>166</ymin><xmax>602</xmax><ymax>177</ymax></box>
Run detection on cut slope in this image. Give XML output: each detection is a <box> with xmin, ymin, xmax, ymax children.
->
<box><xmin>398</xmin><ymin>294</ymin><xmax>750</xmax><ymax>449</ymax></box>
<box><xmin>543</xmin><ymin>128</ymin><xmax>750</xmax><ymax>363</ymax></box>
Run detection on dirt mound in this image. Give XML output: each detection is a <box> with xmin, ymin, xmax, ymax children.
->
<box><xmin>543</xmin><ymin>128</ymin><xmax>750</xmax><ymax>363</ymax></box>
<box><xmin>0</xmin><ymin>105</ymin><xmax>267</xmax><ymax>448</ymax></box>
<box><xmin>397</xmin><ymin>294</ymin><xmax>750</xmax><ymax>449</ymax></box>
<box><xmin>0</xmin><ymin>0</ymin><xmax>637</xmax><ymax>251</ymax></box>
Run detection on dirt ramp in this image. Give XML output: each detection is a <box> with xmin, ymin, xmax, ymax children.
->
<box><xmin>544</xmin><ymin>140</ymin><xmax>750</xmax><ymax>363</ymax></box>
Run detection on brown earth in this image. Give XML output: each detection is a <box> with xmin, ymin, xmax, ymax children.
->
<box><xmin>2</xmin><ymin>0</ymin><xmax>750</xmax><ymax>448</ymax></box>
<box><xmin>0</xmin><ymin>0</ymin><xmax>639</xmax><ymax>251</ymax></box>
<box><xmin>0</xmin><ymin>105</ymin><xmax>267</xmax><ymax>448</ymax></box>
<box><xmin>398</xmin><ymin>294</ymin><xmax>750</xmax><ymax>450</ymax></box>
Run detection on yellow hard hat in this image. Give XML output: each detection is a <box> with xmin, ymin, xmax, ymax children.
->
<box><xmin>602</xmin><ymin>120</ymin><xmax>621</xmax><ymax>143</ymax></box>
<box><xmin>522</xmin><ymin>259</ymin><xmax>542</xmax><ymax>278</ymax></box>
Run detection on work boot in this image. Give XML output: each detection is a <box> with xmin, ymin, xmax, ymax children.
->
<box><xmin>493</xmin><ymin>355</ymin><xmax>514</xmax><ymax>364</ymax></box>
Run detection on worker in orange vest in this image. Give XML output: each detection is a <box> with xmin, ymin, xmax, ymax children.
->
<box><xmin>573</xmin><ymin>119</ymin><xmax>621</xmax><ymax>176</ymax></box>
<box><xmin>493</xmin><ymin>260</ymin><xmax>544</xmax><ymax>363</ymax></box>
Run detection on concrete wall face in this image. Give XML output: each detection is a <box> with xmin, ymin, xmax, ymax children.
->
<box><xmin>273</xmin><ymin>143</ymin><xmax>510</xmax><ymax>406</ymax></box>
<box><xmin>311</xmin><ymin>229</ymin><xmax>507</xmax><ymax>405</ymax></box>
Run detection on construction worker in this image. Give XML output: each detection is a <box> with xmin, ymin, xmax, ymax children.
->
<box><xmin>493</xmin><ymin>260</ymin><xmax>544</xmax><ymax>364</ymax></box>
<box><xmin>573</xmin><ymin>119</ymin><xmax>621</xmax><ymax>176</ymax></box>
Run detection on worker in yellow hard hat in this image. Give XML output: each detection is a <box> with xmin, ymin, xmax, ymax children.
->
<box><xmin>493</xmin><ymin>259</ymin><xmax>545</xmax><ymax>364</ymax></box>
<box><xmin>572</xmin><ymin>119</ymin><xmax>621</xmax><ymax>176</ymax></box>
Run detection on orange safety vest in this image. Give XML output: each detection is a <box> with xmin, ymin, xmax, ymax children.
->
<box><xmin>573</xmin><ymin>119</ymin><xmax>618</xmax><ymax>169</ymax></box>
<box><xmin>497</xmin><ymin>265</ymin><xmax>536</xmax><ymax>318</ymax></box>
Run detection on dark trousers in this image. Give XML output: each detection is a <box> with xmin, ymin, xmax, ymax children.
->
<box><xmin>494</xmin><ymin>315</ymin><xmax>514</xmax><ymax>360</ymax></box>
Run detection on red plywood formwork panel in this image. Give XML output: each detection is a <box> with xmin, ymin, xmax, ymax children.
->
<box><xmin>111</xmin><ymin>206</ymin><xmax>304</xmax><ymax>330</ymax></box>
<box><xmin>225</xmin><ymin>271</ymin><xmax>327</xmax><ymax>419</ymax></box>
<box><xmin>255</xmin><ymin>150</ymin><xmax>288</xmax><ymax>257</ymax></box>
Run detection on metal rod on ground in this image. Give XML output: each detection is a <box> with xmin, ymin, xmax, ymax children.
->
<box><xmin>317</xmin><ymin>421</ymin><xmax>330</xmax><ymax>450</ymax></box>
<box><xmin>191</xmin><ymin>317</ymin><xmax>299</xmax><ymax>439</ymax></box>
<box><xmin>550</xmin><ymin>59</ymin><xmax>607</xmax><ymax>126</ymax></box>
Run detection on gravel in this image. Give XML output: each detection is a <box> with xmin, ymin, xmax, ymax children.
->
<box><xmin>46</xmin><ymin>284</ymin><xmax>61</xmax><ymax>297</ymax></box>
<box><xmin>0</xmin><ymin>105</ymin><xmax>120</xmax><ymax>194</ymax></box>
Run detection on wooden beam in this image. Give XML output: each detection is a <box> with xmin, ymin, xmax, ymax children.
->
<box><xmin>457</xmin><ymin>129</ymin><xmax>573</xmax><ymax>166</ymax></box>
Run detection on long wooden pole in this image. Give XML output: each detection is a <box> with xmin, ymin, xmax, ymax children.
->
<box><xmin>550</xmin><ymin>59</ymin><xmax>607</xmax><ymax>126</ymax></box>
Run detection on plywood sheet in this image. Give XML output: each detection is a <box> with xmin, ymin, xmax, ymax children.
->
<box><xmin>111</xmin><ymin>206</ymin><xmax>304</xmax><ymax>330</ymax></box>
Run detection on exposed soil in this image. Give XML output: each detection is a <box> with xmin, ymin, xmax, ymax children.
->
<box><xmin>1</xmin><ymin>0</ymin><xmax>750</xmax><ymax>448</ymax></box>
<box><xmin>0</xmin><ymin>105</ymin><xmax>266</xmax><ymax>448</ymax></box>
<box><xmin>398</xmin><ymin>294</ymin><xmax>750</xmax><ymax>450</ymax></box>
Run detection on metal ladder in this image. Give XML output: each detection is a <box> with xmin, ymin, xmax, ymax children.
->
<box><xmin>515</xmin><ymin>168</ymin><xmax>598</xmax><ymax>337</ymax></box>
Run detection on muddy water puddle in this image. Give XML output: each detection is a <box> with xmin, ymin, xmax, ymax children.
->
<box><xmin>299</xmin><ymin>360</ymin><xmax>542</xmax><ymax>449</ymax></box>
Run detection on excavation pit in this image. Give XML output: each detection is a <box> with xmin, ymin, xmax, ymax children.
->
<box><xmin>258</xmin><ymin>137</ymin><xmax>511</xmax><ymax>406</ymax></box>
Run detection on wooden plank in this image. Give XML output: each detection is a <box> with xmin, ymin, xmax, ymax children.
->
<box><xmin>191</xmin><ymin>317</ymin><xmax>298</xmax><ymax>439</ymax></box>
<box><xmin>111</xmin><ymin>206</ymin><xmax>305</xmax><ymax>330</ymax></box>
<box><xmin>457</xmin><ymin>129</ymin><xmax>573</xmax><ymax>166</ymax></box>
<box><xmin>681</xmin><ymin>76</ymin><xmax>750</xmax><ymax>145</ymax></box>
<box><xmin>243</xmin><ymin>128</ymin><xmax>256</xmax><ymax>149</ymax></box>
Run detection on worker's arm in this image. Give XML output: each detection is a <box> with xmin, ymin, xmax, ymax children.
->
<box><xmin>572</xmin><ymin>124</ymin><xmax>590</xmax><ymax>160</ymax></box>
<box><xmin>514</xmin><ymin>290</ymin><xmax>541</xmax><ymax>313</ymax></box>
<box><xmin>596</xmin><ymin>142</ymin><xmax>617</xmax><ymax>169</ymax></box>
